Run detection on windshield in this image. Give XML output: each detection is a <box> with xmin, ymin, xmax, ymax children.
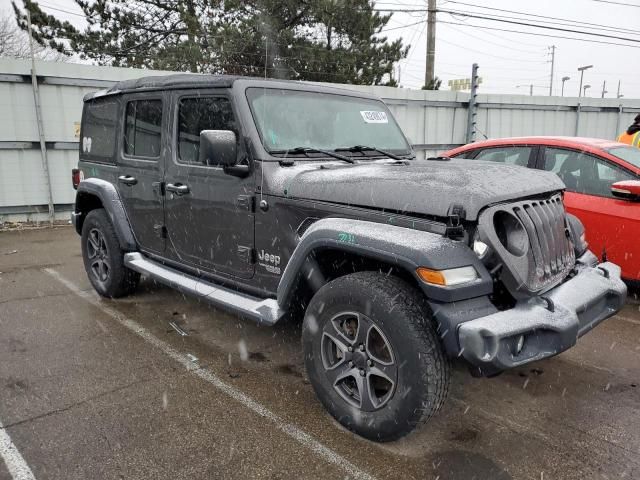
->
<box><xmin>246</xmin><ymin>87</ymin><xmax>411</xmax><ymax>155</ymax></box>
<box><xmin>606</xmin><ymin>146</ymin><xmax>640</xmax><ymax>170</ymax></box>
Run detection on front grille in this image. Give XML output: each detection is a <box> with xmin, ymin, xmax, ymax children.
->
<box><xmin>478</xmin><ymin>194</ymin><xmax>576</xmax><ymax>297</ymax></box>
<box><xmin>512</xmin><ymin>197</ymin><xmax>575</xmax><ymax>291</ymax></box>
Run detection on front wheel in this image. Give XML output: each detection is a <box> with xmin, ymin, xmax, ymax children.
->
<box><xmin>302</xmin><ymin>271</ymin><xmax>450</xmax><ymax>442</ymax></box>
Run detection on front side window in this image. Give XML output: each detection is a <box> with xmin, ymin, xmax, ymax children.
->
<box><xmin>124</xmin><ymin>99</ymin><xmax>162</xmax><ymax>158</ymax></box>
<box><xmin>81</xmin><ymin>98</ymin><xmax>118</xmax><ymax>161</ymax></box>
<box><xmin>543</xmin><ymin>147</ymin><xmax>634</xmax><ymax>197</ymax></box>
<box><xmin>177</xmin><ymin>97</ymin><xmax>236</xmax><ymax>165</ymax></box>
<box><xmin>606</xmin><ymin>146</ymin><xmax>640</xmax><ymax>169</ymax></box>
<box><xmin>246</xmin><ymin>88</ymin><xmax>410</xmax><ymax>155</ymax></box>
<box><xmin>473</xmin><ymin>146</ymin><xmax>532</xmax><ymax>167</ymax></box>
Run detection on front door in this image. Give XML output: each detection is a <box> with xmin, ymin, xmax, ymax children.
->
<box><xmin>163</xmin><ymin>90</ymin><xmax>255</xmax><ymax>279</ymax></box>
<box><xmin>540</xmin><ymin>146</ymin><xmax>640</xmax><ymax>280</ymax></box>
<box><xmin>116</xmin><ymin>94</ymin><xmax>167</xmax><ymax>255</ymax></box>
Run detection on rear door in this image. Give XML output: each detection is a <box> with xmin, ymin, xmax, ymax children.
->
<box><xmin>540</xmin><ymin>146</ymin><xmax>640</xmax><ymax>279</ymax></box>
<box><xmin>116</xmin><ymin>93</ymin><xmax>167</xmax><ymax>255</ymax></box>
<box><xmin>163</xmin><ymin>90</ymin><xmax>255</xmax><ymax>279</ymax></box>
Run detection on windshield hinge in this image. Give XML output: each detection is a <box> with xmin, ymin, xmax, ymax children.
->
<box><xmin>445</xmin><ymin>204</ymin><xmax>466</xmax><ymax>240</ymax></box>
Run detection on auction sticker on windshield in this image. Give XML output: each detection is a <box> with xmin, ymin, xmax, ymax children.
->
<box><xmin>360</xmin><ymin>110</ymin><xmax>388</xmax><ymax>123</ymax></box>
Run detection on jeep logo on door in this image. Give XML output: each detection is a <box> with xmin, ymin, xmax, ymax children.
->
<box><xmin>258</xmin><ymin>249</ymin><xmax>281</xmax><ymax>275</ymax></box>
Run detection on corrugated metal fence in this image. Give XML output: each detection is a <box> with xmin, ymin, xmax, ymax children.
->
<box><xmin>1</xmin><ymin>58</ymin><xmax>640</xmax><ymax>222</ymax></box>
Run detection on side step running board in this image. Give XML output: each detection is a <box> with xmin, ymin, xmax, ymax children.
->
<box><xmin>124</xmin><ymin>252</ymin><xmax>283</xmax><ymax>326</ymax></box>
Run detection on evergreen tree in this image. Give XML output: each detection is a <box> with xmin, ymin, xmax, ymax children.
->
<box><xmin>12</xmin><ymin>0</ymin><xmax>407</xmax><ymax>85</ymax></box>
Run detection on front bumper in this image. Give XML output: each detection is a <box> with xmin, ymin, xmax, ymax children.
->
<box><xmin>458</xmin><ymin>259</ymin><xmax>627</xmax><ymax>372</ymax></box>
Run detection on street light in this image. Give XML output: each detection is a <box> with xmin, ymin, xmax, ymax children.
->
<box><xmin>577</xmin><ymin>65</ymin><xmax>593</xmax><ymax>97</ymax></box>
<box><xmin>561</xmin><ymin>76</ymin><xmax>570</xmax><ymax>96</ymax></box>
<box><xmin>583</xmin><ymin>84</ymin><xmax>591</xmax><ymax>97</ymax></box>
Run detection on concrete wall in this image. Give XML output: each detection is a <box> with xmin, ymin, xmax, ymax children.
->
<box><xmin>1</xmin><ymin>58</ymin><xmax>640</xmax><ymax>222</ymax></box>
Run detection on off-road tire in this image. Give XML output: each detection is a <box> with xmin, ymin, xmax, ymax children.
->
<box><xmin>302</xmin><ymin>271</ymin><xmax>450</xmax><ymax>442</ymax></box>
<box><xmin>81</xmin><ymin>208</ymin><xmax>140</xmax><ymax>298</ymax></box>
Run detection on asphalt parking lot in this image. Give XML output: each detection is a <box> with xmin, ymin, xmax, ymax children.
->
<box><xmin>1</xmin><ymin>226</ymin><xmax>639</xmax><ymax>480</ymax></box>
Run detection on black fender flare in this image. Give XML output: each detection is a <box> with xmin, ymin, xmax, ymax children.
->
<box><xmin>73</xmin><ymin>178</ymin><xmax>137</xmax><ymax>251</ymax></box>
<box><xmin>276</xmin><ymin>217</ymin><xmax>493</xmax><ymax>308</ymax></box>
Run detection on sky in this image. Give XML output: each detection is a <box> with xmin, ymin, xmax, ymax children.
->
<box><xmin>383</xmin><ymin>0</ymin><xmax>640</xmax><ymax>98</ymax></box>
<box><xmin>2</xmin><ymin>0</ymin><xmax>639</xmax><ymax>99</ymax></box>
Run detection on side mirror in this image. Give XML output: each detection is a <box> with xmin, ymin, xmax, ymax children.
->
<box><xmin>199</xmin><ymin>130</ymin><xmax>237</xmax><ymax>167</ymax></box>
<box><xmin>611</xmin><ymin>180</ymin><xmax>640</xmax><ymax>202</ymax></box>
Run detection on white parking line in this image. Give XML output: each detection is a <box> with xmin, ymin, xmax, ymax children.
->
<box><xmin>615</xmin><ymin>314</ymin><xmax>640</xmax><ymax>326</ymax></box>
<box><xmin>0</xmin><ymin>420</ymin><xmax>36</xmax><ymax>480</ymax></box>
<box><xmin>44</xmin><ymin>268</ymin><xmax>377</xmax><ymax>480</ymax></box>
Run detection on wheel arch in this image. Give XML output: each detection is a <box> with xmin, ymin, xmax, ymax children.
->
<box><xmin>74</xmin><ymin>178</ymin><xmax>137</xmax><ymax>251</ymax></box>
<box><xmin>276</xmin><ymin>218</ymin><xmax>493</xmax><ymax>313</ymax></box>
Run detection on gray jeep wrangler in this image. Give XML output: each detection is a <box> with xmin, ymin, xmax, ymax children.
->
<box><xmin>72</xmin><ymin>74</ymin><xmax>627</xmax><ymax>442</ymax></box>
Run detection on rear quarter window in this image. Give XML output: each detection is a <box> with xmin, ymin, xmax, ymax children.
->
<box><xmin>80</xmin><ymin>98</ymin><xmax>119</xmax><ymax>163</ymax></box>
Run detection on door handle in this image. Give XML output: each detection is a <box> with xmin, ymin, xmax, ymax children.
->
<box><xmin>166</xmin><ymin>183</ymin><xmax>190</xmax><ymax>195</ymax></box>
<box><xmin>118</xmin><ymin>175</ymin><xmax>138</xmax><ymax>186</ymax></box>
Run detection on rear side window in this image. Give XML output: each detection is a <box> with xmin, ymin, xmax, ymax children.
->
<box><xmin>124</xmin><ymin>99</ymin><xmax>162</xmax><ymax>158</ymax></box>
<box><xmin>473</xmin><ymin>146</ymin><xmax>532</xmax><ymax>167</ymax></box>
<box><xmin>177</xmin><ymin>97</ymin><xmax>237</xmax><ymax>165</ymax></box>
<box><xmin>81</xmin><ymin>98</ymin><xmax>118</xmax><ymax>161</ymax></box>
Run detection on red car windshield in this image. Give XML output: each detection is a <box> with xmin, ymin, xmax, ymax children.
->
<box><xmin>606</xmin><ymin>145</ymin><xmax>640</xmax><ymax>170</ymax></box>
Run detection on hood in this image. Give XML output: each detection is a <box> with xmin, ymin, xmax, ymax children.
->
<box><xmin>269</xmin><ymin>159</ymin><xmax>565</xmax><ymax>220</ymax></box>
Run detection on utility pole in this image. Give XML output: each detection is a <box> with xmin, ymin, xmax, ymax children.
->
<box><xmin>465</xmin><ymin>63</ymin><xmax>479</xmax><ymax>143</ymax></box>
<box><xmin>617</xmin><ymin>80</ymin><xmax>623</xmax><ymax>98</ymax></box>
<box><xmin>425</xmin><ymin>0</ymin><xmax>436</xmax><ymax>88</ymax></box>
<box><xmin>27</xmin><ymin>10</ymin><xmax>54</xmax><ymax>225</ymax></box>
<box><xmin>516</xmin><ymin>84</ymin><xmax>534</xmax><ymax>96</ymax></box>
<box><xmin>601</xmin><ymin>80</ymin><xmax>607</xmax><ymax>98</ymax></box>
<box><xmin>548</xmin><ymin>45</ymin><xmax>556</xmax><ymax>96</ymax></box>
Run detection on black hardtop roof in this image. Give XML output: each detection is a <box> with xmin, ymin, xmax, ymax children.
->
<box><xmin>83</xmin><ymin>73</ymin><xmax>379</xmax><ymax>102</ymax></box>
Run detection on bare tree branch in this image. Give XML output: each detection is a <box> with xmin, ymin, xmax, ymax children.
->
<box><xmin>0</xmin><ymin>12</ymin><xmax>67</xmax><ymax>61</ymax></box>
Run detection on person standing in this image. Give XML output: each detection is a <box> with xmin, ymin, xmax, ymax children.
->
<box><xmin>617</xmin><ymin>114</ymin><xmax>640</xmax><ymax>147</ymax></box>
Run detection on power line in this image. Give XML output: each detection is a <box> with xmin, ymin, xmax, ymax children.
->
<box><xmin>437</xmin><ymin>9</ymin><xmax>640</xmax><ymax>44</ymax></box>
<box><xmin>37</xmin><ymin>1</ymin><xmax>86</xmax><ymax>18</ymax></box>
<box><xmin>437</xmin><ymin>19</ymin><xmax>640</xmax><ymax>49</ymax></box>
<box><xmin>380</xmin><ymin>19</ymin><xmax>427</xmax><ymax>32</ymax></box>
<box><xmin>444</xmin><ymin>0</ymin><xmax>640</xmax><ymax>36</ymax></box>
<box><xmin>591</xmin><ymin>0</ymin><xmax>640</xmax><ymax>6</ymax></box>
<box><xmin>437</xmin><ymin>37</ymin><xmax>547</xmax><ymax>63</ymax></box>
<box><xmin>439</xmin><ymin>22</ymin><xmax>545</xmax><ymax>55</ymax></box>
<box><xmin>373</xmin><ymin>6</ymin><xmax>640</xmax><ymax>43</ymax></box>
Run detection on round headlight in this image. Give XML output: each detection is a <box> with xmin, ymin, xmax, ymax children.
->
<box><xmin>494</xmin><ymin>211</ymin><xmax>527</xmax><ymax>257</ymax></box>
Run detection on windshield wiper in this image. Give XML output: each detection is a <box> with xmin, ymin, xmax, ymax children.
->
<box><xmin>335</xmin><ymin>145</ymin><xmax>403</xmax><ymax>161</ymax></box>
<box><xmin>270</xmin><ymin>147</ymin><xmax>355</xmax><ymax>164</ymax></box>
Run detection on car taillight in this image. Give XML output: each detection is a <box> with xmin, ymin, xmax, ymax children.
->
<box><xmin>72</xmin><ymin>168</ymin><xmax>81</xmax><ymax>190</ymax></box>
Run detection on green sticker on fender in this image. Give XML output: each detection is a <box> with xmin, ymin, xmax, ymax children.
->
<box><xmin>338</xmin><ymin>232</ymin><xmax>356</xmax><ymax>244</ymax></box>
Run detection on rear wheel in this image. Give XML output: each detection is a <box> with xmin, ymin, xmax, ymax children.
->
<box><xmin>81</xmin><ymin>209</ymin><xmax>139</xmax><ymax>298</ymax></box>
<box><xmin>302</xmin><ymin>271</ymin><xmax>450</xmax><ymax>442</ymax></box>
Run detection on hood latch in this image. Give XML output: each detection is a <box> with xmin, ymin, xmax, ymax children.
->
<box><xmin>445</xmin><ymin>204</ymin><xmax>466</xmax><ymax>240</ymax></box>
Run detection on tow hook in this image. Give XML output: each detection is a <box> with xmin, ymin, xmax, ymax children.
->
<box><xmin>597</xmin><ymin>266</ymin><xmax>610</xmax><ymax>279</ymax></box>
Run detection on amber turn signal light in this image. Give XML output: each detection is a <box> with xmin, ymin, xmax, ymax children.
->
<box><xmin>416</xmin><ymin>267</ymin><xmax>447</xmax><ymax>286</ymax></box>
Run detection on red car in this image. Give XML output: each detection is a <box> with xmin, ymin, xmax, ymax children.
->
<box><xmin>443</xmin><ymin>137</ymin><xmax>640</xmax><ymax>283</ymax></box>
